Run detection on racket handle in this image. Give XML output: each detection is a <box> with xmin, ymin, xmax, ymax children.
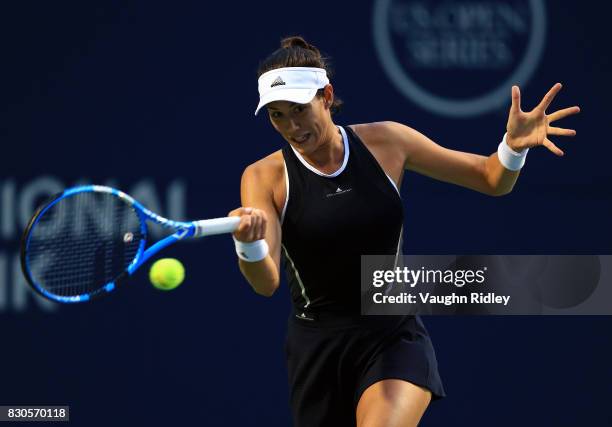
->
<box><xmin>193</xmin><ymin>216</ymin><xmax>240</xmax><ymax>237</ymax></box>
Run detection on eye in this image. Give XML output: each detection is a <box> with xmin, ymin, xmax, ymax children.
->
<box><xmin>293</xmin><ymin>105</ymin><xmax>305</xmax><ymax>114</ymax></box>
<box><xmin>270</xmin><ymin>111</ymin><xmax>282</xmax><ymax>119</ymax></box>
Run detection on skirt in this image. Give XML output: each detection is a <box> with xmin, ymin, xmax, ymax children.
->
<box><xmin>285</xmin><ymin>312</ymin><xmax>446</xmax><ymax>427</ymax></box>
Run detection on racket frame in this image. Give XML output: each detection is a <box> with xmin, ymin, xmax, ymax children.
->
<box><xmin>21</xmin><ymin>185</ymin><xmax>238</xmax><ymax>303</ymax></box>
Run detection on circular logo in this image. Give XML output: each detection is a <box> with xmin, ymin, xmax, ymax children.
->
<box><xmin>373</xmin><ymin>0</ymin><xmax>546</xmax><ymax>117</ymax></box>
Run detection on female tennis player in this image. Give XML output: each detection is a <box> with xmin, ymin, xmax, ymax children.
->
<box><xmin>228</xmin><ymin>36</ymin><xmax>579</xmax><ymax>426</ymax></box>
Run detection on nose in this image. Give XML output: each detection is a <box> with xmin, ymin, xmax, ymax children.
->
<box><xmin>286</xmin><ymin>118</ymin><xmax>300</xmax><ymax>132</ymax></box>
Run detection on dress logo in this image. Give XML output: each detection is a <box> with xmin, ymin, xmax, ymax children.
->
<box><xmin>296</xmin><ymin>312</ymin><xmax>315</xmax><ymax>321</ymax></box>
<box><xmin>326</xmin><ymin>186</ymin><xmax>352</xmax><ymax>197</ymax></box>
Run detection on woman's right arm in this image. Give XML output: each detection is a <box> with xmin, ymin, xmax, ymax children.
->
<box><xmin>228</xmin><ymin>160</ymin><xmax>283</xmax><ymax>297</ymax></box>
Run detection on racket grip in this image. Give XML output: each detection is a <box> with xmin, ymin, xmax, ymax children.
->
<box><xmin>193</xmin><ymin>216</ymin><xmax>240</xmax><ymax>237</ymax></box>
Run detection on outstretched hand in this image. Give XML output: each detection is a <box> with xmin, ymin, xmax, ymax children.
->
<box><xmin>506</xmin><ymin>83</ymin><xmax>580</xmax><ymax>156</ymax></box>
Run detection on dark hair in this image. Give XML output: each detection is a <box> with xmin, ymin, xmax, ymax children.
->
<box><xmin>257</xmin><ymin>36</ymin><xmax>343</xmax><ymax>115</ymax></box>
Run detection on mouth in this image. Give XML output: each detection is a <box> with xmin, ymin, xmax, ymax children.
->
<box><xmin>291</xmin><ymin>133</ymin><xmax>311</xmax><ymax>144</ymax></box>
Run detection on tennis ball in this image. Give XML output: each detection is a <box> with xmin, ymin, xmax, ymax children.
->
<box><xmin>149</xmin><ymin>258</ymin><xmax>185</xmax><ymax>291</ymax></box>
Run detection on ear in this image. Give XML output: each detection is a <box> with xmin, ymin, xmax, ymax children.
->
<box><xmin>323</xmin><ymin>84</ymin><xmax>334</xmax><ymax>108</ymax></box>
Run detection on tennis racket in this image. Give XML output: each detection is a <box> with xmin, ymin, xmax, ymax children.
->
<box><xmin>20</xmin><ymin>185</ymin><xmax>240</xmax><ymax>303</ymax></box>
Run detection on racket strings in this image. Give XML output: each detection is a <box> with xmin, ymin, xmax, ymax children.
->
<box><xmin>25</xmin><ymin>192</ymin><xmax>145</xmax><ymax>298</ymax></box>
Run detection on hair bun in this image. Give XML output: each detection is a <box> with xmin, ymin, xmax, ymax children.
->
<box><xmin>280</xmin><ymin>36</ymin><xmax>321</xmax><ymax>56</ymax></box>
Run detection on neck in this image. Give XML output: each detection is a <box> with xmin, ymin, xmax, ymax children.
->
<box><xmin>302</xmin><ymin>122</ymin><xmax>343</xmax><ymax>173</ymax></box>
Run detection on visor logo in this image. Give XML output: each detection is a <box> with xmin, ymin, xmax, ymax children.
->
<box><xmin>271</xmin><ymin>76</ymin><xmax>286</xmax><ymax>87</ymax></box>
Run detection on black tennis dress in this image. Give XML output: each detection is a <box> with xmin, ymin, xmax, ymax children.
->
<box><xmin>280</xmin><ymin>125</ymin><xmax>446</xmax><ymax>426</ymax></box>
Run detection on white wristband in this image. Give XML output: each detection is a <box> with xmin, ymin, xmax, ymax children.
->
<box><xmin>497</xmin><ymin>133</ymin><xmax>529</xmax><ymax>171</ymax></box>
<box><xmin>233</xmin><ymin>237</ymin><xmax>269</xmax><ymax>262</ymax></box>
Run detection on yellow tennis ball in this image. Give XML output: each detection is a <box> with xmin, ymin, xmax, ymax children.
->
<box><xmin>149</xmin><ymin>258</ymin><xmax>185</xmax><ymax>291</ymax></box>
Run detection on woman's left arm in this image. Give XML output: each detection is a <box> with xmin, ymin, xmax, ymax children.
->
<box><xmin>385</xmin><ymin>83</ymin><xmax>580</xmax><ymax>196</ymax></box>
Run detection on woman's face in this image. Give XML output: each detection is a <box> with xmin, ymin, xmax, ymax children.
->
<box><xmin>266</xmin><ymin>87</ymin><xmax>335</xmax><ymax>155</ymax></box>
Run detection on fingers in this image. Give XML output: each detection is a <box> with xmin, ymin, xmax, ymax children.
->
<box><xmin>536</xmin><ymin>82</ymin><xmax>562</xmax><ymax>112</ymax></box>
<box><xmin>227</xmin><ymin>206</ymin><xmax>253</xmax><ymax>217</ymax></box>
<box><xmin>511</xmin><ymin>85</ymin><xmax>522</xmax><ymax>113</ymax></box>
<box><xmin>249</xmin><ymin>209</ymin><xmax>267</xmax><ymax>240</ymax></box>
<box><xmin>228</xmin><ymin>207</ymin><xmax>268</xmax><ymax>242</ymax></box>
<box><xmin>548</xmin><ymin>126</ymin><xmax>576</xmax><ymax>137</ymax></box>
<box><xmin>249</xmin><ymin>212</ymin><xmax>265</xmax><ymax>240</ymax></box>
<box><xmin>542</xmin><ymin>138</ymin><xmax>564</xmax><ymax>156</ymax></box>
<box><xmin>547</xmin><ymin>106</ymin><xmax>580</xmax><ymax>123</ymax></box>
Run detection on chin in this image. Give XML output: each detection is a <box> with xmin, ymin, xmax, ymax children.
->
<box><xmin>288</xmin><ymin>135</ymin><xmax>318</xmax><ymax>152</ymax></box>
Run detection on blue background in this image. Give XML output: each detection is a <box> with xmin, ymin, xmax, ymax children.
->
<box><xmin>1</xmin><ymin>1</ymin><xmax>610</xmax><ymax>425</ymax></box>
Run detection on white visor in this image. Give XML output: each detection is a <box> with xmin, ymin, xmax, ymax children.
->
<box><xmin>254</xmin><ymin>67</ymin><xmax>329</xmax><ymax>116</ymax></box>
